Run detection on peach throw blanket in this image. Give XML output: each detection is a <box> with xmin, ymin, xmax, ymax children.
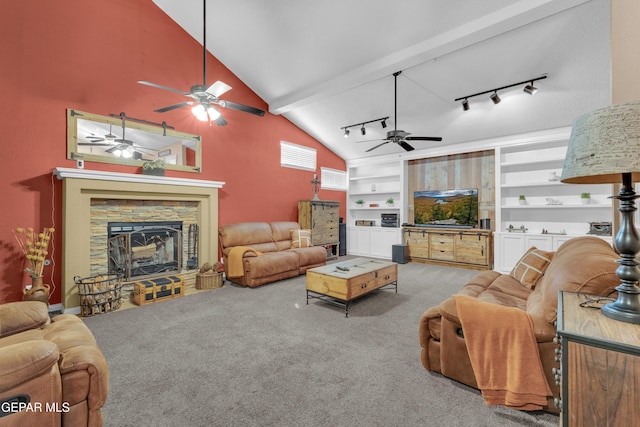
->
<box><xmin>227</xmin><ymin>246</ymin><xmax>262</xmax><ymax>278</ymax></box>
<box><xmin>453</xmin><ymin>294</ymin><xmax>552</xmax><ymax>411</ymax></box>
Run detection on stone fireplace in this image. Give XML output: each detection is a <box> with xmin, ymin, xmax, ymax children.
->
<box><xmin>54</xmin><ymin>167</ymin><xmax>224</xmax><ymax>313</ymax></box>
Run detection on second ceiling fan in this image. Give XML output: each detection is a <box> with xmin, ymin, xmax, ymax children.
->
<box><xmin>359</xmin><ymin>71</ymin><xmax>442</xmax><ymax>152</ymax></box>
<box><xmin>138</xmin><ymin>0</ymin><xmax>265</xmax><ymax>125</ymax></box>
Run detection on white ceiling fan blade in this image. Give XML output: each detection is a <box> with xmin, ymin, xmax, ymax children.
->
<box><xmin>206</xmin><ymin>81</ymin><xmax>232</xmax><ymax>98</ymax></box>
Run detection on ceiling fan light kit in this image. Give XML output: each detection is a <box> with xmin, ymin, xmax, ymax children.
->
<box><xmin>137</xmin><ymin>0</ymin><xmax>265</xmax><ymax>125</ymax></box>
<box><xmin>455</xmin><ymin>74</ymin><xmax>547</xmax><ymax>111</ymax></box>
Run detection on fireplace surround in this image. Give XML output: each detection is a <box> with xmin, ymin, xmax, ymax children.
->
<box><xmin>54</xmin><ymin>167</ymin><xmax>224</xmax><ymax>313</ymax></box>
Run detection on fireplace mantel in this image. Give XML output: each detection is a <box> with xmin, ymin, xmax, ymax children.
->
<box><xmin>54</xmin><ymin>167</ymin><xmax>223</xmax><ymax>313</ymax></box>
<box><xmin>54</xmin><ymin>167</ymin><xmax>225</xmax><ymax>188</ymax></box>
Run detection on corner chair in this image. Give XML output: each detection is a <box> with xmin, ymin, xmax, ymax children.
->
<box><xmin>0</xmin><ymin>301</ymin><xmax>109</xmax><ymax>426</ymax></box>
<box><xmin>419</xmin><ymin>236</ymin><xmax>620</xmax><ymax>412</ymax></box>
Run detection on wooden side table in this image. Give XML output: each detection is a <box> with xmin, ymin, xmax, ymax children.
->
<box><xmin>556</xmin><ymin>291</ymin><xmax>640</xmax><ymax>426</ymax></box>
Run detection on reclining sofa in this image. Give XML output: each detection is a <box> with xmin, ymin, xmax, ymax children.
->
<box><xmin>419</xmin><ymin>236</ymin><xmax>620</xmax><ymax>412</ymax></box>
<box><xmin>0</xmin><ymin>301</ymin><xmax>109</xmax><ymax>426</ymax></box>
<box><xmin>218</xmin><ymin>221</ymin><xmax>327</xmax><ymax>287</ymax></box>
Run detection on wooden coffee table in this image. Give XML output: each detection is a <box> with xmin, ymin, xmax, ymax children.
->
<box><xmin>306</xmin><ymin>258</ymin><xmax>398</xmax><ymax>317</ymax></box>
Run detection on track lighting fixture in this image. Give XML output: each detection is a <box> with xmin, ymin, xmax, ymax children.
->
<box><xmin>340</xmin><ymin>116</ymin><xmax>389</xmax><ymax>138</ymax></box>
<box><xmin>454</xmin><ymin>74</ymin><xmax>547</xmax><ymax>110</ymax></box>
<box><xmin>523</xmin><ymin>82</ymin><xmax>538</xmax><ymax>95</ymax></box>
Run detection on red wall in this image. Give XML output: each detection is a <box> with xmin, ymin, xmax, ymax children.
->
<box><xmin>0</xmin><ymin>0</ymin><xmax>346</xmax><ymax>304</ymax></box>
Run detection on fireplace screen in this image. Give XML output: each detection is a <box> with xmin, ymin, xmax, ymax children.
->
<box><xmin>108</xmin><ymin>221</ymin><xmax>183</xmax><ymax>281</ymax></box>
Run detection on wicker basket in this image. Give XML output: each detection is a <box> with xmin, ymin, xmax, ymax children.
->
<box><xmin>196</xmin><ymin>272</ymin><xmax>223</xmax><ymax>290</ymax></box>
<box><xmin>75</xmin><ymin>274</ymin><xmax>123</xmax><ymax>317</ymax></box>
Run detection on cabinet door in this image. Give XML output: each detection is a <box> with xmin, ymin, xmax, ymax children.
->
<box><xmin>348</xmin><ymin>227</ymin><xmax>372</xmax><ymax>255</ymax></box>
<box><xmin>497</xmin><ymin>233</ymin><xmax>526</xmax><ymax>272</ymax></box>
<box><xmin>524</xmin><ymin>235</ymin><xmax>553</xmax><ymax>252</ymax></box>
<box><xmin>370</xmin><ymin>228</ymin><xmax>400</xmax><ymax>258</ymax></box>
<box><xmin>406</xmin><ymin>230</ymin><xmax>429</xmax><ymax>259</ymax></box>
<box><xmin>455</xmin><ymin>233</ymin><xmax>488</xmax><ymax>265</ymax></box>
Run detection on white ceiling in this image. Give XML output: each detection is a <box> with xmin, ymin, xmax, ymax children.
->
<box><xmin>152</xmin><ymin>0</ymin><xmax>611</xmax><ymax>162</ymax></box>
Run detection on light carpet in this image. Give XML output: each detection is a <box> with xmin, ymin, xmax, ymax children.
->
<box><xmin>83</xmin><ymin>258</ymin><xmax>559</xmax><ymax>427</ymax></box>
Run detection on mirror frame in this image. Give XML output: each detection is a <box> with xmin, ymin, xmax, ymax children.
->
<box><xmin>67</xmin><ymin>109</ymin><xmax>202</xmax><ymax>173</ymax></box>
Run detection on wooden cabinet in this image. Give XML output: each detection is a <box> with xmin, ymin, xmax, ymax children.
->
<box><xmin>346</xmin><ymin>226</ymin><xmax>401</xmax><ymax>259</ymax></box>
<box><xmin>403</xmin><ymin>227</ymin><xmax>492</xmax><ymax>269</ymax></box>
<box><xmin>298</xmin><ymin>200</ymin><xmax>340</xmax><ymax>258</ymax></box>
<box><xmin>556</xmin><ymin>292</ymin><xmax>640</xmax><ymax>427</ymax></box>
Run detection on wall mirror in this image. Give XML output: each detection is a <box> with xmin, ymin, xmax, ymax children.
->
<box><xmin>67</xmin><ymin>109</ymin><xmax>202</xmax><ymax>173</ymax></box>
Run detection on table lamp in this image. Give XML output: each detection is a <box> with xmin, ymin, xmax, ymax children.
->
<box><xmin>561</xmin><ymin>100</ymin><xmax>640</xmax><ymax>324</ymax></box>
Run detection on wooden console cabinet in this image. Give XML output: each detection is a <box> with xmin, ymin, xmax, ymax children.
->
<box><xmin>556</xmin><ymin>291</ymin><xmax>640</xmax><ymax>427</ymax></box>
<box><xmin>403</xmin><ymin>227</ymin><xmax>493</xmax><ymax>270</ymax></box>
<box><xmin>298</xmin><ymin>200</ymin><xmax>340</xmax><ymax>259</ymax></box>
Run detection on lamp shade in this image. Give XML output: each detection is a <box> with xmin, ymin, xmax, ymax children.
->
<box><xmin>561</xmin><ymin>101</ymin><xmax>640</xmax><ymax>184</ymax></box>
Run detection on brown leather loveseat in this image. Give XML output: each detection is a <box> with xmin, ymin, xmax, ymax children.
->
<box><xmin>219</xmin><ymin>221</ymin><xmax>327</xmax><ymax>287</ymax></box>
<box><xmin>419</xmin><ymin>236</ymin><xmax>620</xmax><ymax>412</ymax></box>
<box><xmin>0</xmin><ymin>301</ymin><xmax>109</xmax><ymax>426</ymax></box>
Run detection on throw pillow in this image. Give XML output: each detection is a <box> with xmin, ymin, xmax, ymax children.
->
<box><xmin>510</xmin><ymin>247</ymin><xmax>554</xmax><ymax>289</ymax></box>
<box><xmin>291</xmin><ymin>229</ymin><xmax>312</xmax><ymax>248</ymax></box>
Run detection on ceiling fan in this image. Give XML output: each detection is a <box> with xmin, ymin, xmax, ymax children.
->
<box><xmin>359</xmin><ymin>71</ymin><xmax>442</xmax><ymax>152</ymax></box>
<box><xmin>137</xmin><ymin>0</ymin><xmax>265</xmax><ymax>125</ymax></box>
<box><xmin>78</xmin><ymin>117</ymin><xmax>155</xmax><ymax>161</ymax></box>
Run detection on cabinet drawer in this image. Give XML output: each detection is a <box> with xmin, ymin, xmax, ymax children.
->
<box><xmin>429</xmin><ymin>234</ymin><xmax>454</xmax><ymax>260</ymax></box>
<box><xmin>348</xmin><ymin>272</ymin><xmax>377</xmax><ymax>299</ymax></box>
<box><xmin>374</xmin><ymin>265</ymin><xmax>398</xmax><ymax>287</ymax></box>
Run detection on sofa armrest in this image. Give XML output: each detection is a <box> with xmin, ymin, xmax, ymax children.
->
<box><xmin>0</xmin><ymin>340</ymin><xmax>59</xmax><ymax>393</ymax></box>
<box><xmin>0</xmin><ymin>302</ymin><xmax>50</xmax><ymax>339</ymax></box>
<box><xmin>529</xmin><ymin>313</ymin><xmax>557</xmax><ymax>343</ymax></box>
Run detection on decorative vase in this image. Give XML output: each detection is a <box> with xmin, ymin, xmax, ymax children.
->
<box><xmin>23</xmin><ymin>276</ymin><xmax>50</xmax><ymax>305</ymax></box>
<box><xmin>581</xmin><ymin>198</ymin><xmax>590</xmax><ymax>205</ymax></box>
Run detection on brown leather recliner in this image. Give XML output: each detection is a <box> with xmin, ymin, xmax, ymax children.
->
<box><xmin>0</xmin><ymin>301</ymin><xmax>109</xmax><ymax>426</ymax></box>
<box><xmin>419</xmin><ymin>236</ymin><xmax>620</xmax><ymax>412</ymax></box>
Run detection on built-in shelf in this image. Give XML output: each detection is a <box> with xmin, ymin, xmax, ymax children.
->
<box><xmin>502</xmin><ymin>204</ymin><xmax>612</xmax><ymax>209</ymax></box>
<box><xmin>501</xmin><ymin>158</ymin><xmax>565</xmax><ymax>168</ymax></box>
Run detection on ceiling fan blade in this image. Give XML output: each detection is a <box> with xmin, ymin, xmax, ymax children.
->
<box><xmin>206</xmin><ymin>81</ymin><xmax>232</xmax><ymax>98</ymax></box>
<box><xmin>355</xmin><ymin>138</ymin><xmax>386</xmax><ymax>144</ymax></box>
<box><xmin>155</xmin><ymin>102</ymin><xmax>193</xmax><ymax>113</ymax></box>
<box><xmin>405</xmin><ymin>136</ymin><xmax>443</xmax><ymax>142</ymax></box>
<box><xmin>78</xmin><ymin>142</ymin><xmax>111</xmax><ymax>146</ymax></box>
<box><xmin>398</xmin><ymin>141</ymin><xmax>415</xmax><ymax>151</ymax></box>
<box><xmin>220</xmin><ymin>100</ymin><xmax>265</xmax><ymax>117</ymax></box>
<box><xmin>86</xmin><ymin>136</ymin><xmax>105</xmax><ymax>142</ymax></box>
<box><xmin>138</xmin><ymin>80</ymin><xmax>188</xmax><ymax>96</ymax></box>
<box><xmin>214</xmin><ymin>115</ymin><xmax>228</xmax><ymax>126</ymax></box>
<box><xmin>365</xmin><ymin>141</ymin><xmax>390</xmax><ymax>152</ymax></box>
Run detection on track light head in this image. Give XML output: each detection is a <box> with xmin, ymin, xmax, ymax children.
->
<box><xmin>490</xmin><ymin>92</ymin><xmax>501</xmax><ymax>105</ymax></box>
<box><xmin>462</xmin><ymin>99</ymin><xmax>469</xmax><ymax>111</ymax></box>
<box><xmin>381</xmin><ymin>120</ymin><xmax>387</xmax><ymax>129</ymax></box>
<box><xmin>361</xmin><ymin>126</ymin><xmax>366</xmax><ymax>136</ymax></box>
<box><xmin>344</xmin><ymin>129</ymin><xmax>350</xmax><ymax>138</ymax></box>
<box><xmin>523</xmin><ymin>82</ymin><xmax>538</xmax><ymax>95</ymax></box>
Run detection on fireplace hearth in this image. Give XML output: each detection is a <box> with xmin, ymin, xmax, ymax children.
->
<box><xmin>108</xmin><ymin>221</ymin><xmax>183</xmax><ymax>281</ymax></box>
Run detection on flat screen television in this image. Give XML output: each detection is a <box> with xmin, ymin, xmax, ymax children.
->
<box><xmin>413</xmin><ymin>188</ymin><xmax>478</xmax><ymax>227</ymax></box>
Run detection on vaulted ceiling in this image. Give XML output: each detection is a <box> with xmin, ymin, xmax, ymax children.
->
<box><xmin>152</xmin><ymin>0</ymin><xmax>611</xmax><ymax>161</ymax></box>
